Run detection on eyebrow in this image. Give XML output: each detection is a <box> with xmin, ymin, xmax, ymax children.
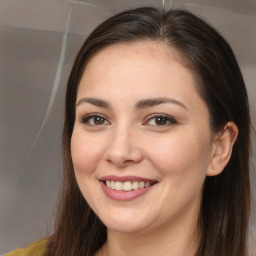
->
<box><xmin>76</xmin><ymin>97</ymin><xmax>187</xmax><ymax>110</ymax></box>
<box><xmin>135</xmin><ymin>98</ymin><xmax>188</xmax><ymax>110</ymax></box>
<box><xmin>76</xmin><ymin>97</ymin><xmax>110</xmax><ymax>108</ymax></box>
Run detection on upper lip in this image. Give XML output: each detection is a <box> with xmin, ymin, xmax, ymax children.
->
<box><xmin>99</xmin><ymin>175</ymin><xmax>158</xmax><ymax>183</ymax></box>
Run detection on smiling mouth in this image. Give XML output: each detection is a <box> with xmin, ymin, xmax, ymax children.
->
<box><xmin>103</xmin><ymin>180</ymin><xmax>157</xmax><ymax>192</ymax></box>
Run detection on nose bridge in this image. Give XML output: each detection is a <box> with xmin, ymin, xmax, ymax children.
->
<box><xmin>105</xmin><ymin>122</ymin><xmax>143</xmax><ymax>167</ymax></box>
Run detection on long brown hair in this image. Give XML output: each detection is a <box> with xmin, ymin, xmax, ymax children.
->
<box><xmin>45</xmin><ymin>7</ymin><xmax>251</xmax><ymax>256</ymax></box>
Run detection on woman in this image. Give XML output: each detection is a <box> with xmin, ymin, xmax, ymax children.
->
<box><xmin>6</xmin><ymin>7</ymin><xmax>251</xmax><ymax>256</ymax></box>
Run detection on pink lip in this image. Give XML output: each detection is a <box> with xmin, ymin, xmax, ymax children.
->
<box><xmin>99</xmin><ymin>176</ymin><xmax>158</xmax><ymax>201</ymax></box>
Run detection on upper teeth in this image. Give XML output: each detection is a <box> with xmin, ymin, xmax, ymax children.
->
<box><xmin>105</xmin><ymin>181</ymin><xmax>152</xmax><ymax>191</ymax></box>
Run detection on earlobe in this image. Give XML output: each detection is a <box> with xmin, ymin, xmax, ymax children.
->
<box><xmin>207</xmin><ymin>122</ymin><xmax>238</xmax><ymax>176</ymax></box>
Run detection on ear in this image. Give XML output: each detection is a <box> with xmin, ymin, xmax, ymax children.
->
<box><xmin>207</xmin><ymin>122</ymin><xmax>238</xmax><ymax>176</ymax></box>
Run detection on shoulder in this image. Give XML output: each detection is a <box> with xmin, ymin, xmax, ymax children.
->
<box><xmin>4</xmin><ymin>239</ymin><xmax>48</xmax><ymax>256</ymax></box>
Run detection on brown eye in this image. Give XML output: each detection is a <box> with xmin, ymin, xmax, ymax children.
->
<box><xmin>93</xmin><ymin>116</ymin><xmax>105</xmax><ymax>125</ymax></box>
<box><xmin>155</xmin><ymin>117</ymin><xmax>168</xmax><ymax>125</ymax></box>
<box><xmin>81</xmin><ymin>114</ymin><xmax>110</xmax><ymax>126</ymax></box>
<box><xmin>146</xmin><ymin>114</ymin><xmax>176</xmax><ymax>126</ymax></box>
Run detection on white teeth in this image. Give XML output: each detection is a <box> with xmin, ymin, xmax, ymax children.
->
<box><xmin>110</xmin><ymin>181</ymin><xmax>115</xmax><ymax>190</ymax></box>
<box><xmin>123</xmin><ymin>181</ymin><xmax>132</xmax><ymax>191</ymax></box>
<box><xmin>132</xmin><ymin>181</ymin><xmax>139</xmax><ymax>190</ymax></box>
<box><xmin>115</xmin><ymin>181</ymin><xmax>123</xmax><ymax>191</ymax></box>
<box><xmin>139</xmin><ymin>181</ymin><xmax>145</xmax><ymax>189</ymax></box>
<box><xmin>105</xmin><ymin>180</ymin><xmax>154</xmax><ymax>191</ymax></box>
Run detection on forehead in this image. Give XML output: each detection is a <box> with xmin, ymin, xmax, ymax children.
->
<box><xmin>76</xmin><ymin>40</ymin><xmax>210</xmax><ymax>127</ymax></box>
<box><xmin>78</xmin><ymin>40</ymin><xmax>198</xmax><ymax>97</ymax></box>
<box><xmin>86</xmin><ymin>40</ymin><xmax>184</xmax><ymax>70</ymax></box>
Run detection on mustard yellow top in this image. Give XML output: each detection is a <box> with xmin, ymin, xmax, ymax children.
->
<box><xmin>4</xmin><ymin>239</ymin><xmax>47</xmax><ymax>256</ymax></box>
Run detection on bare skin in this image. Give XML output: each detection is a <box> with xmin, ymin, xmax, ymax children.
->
<box><xmin>71</xmin><ymin>40</ymin><xmax>238</xmax><ymax>256</ymax></box>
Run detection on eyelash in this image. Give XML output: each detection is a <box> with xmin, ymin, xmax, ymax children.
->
<box><xmin>79</xmin><ymin>113</ymin><xmax>177</xmax><ymax>127</ymax></box>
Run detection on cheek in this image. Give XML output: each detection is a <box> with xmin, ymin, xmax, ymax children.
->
<box><xmin>146</xmin><ymin>132</ymin><xmax>211</xmax><ymax>216</ymax></box>
<box><xmin>71</xmin><ymin>131</ymin><xmax>105</xmax><ymax>206</ymax></box>
<box><xmin>71</xmin><ymin>131</ymin><xmax>106</xmax><ymax>175</ymax></box>
<box><xmin>146</xmin><ymin>129</ymin><xmax>212</xmax><ymax>177</ymax></box>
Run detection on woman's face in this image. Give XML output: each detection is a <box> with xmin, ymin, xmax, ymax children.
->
<box><xmin>71</xmin><ymin>41</ymin><xmax>215</xmax><ymax>235</ymax></box>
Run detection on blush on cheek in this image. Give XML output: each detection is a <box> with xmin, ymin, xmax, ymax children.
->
<box><xmin>71</xmin><ymin>139</ymin><xmax>103</xmax><ymax>175</ymax></box>
<box><xmin>150</xmin><ymin>144</ymin><xmax>187</xmax><ymax>174</ymax></box>
<box><xmin>72</xmin><ymin>153</ymin><xmax>95</xmax><ymax>175</ymax></box>
<box><xmin>151</xmin><ymin>138</ymin><xmax>203</xmax><ymax>178</ymax></box>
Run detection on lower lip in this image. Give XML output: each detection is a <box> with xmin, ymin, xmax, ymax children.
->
<box><xmin>100</xmin><ymin>181</ymin><xmax>155</xmax><ymax>201</ymax></box>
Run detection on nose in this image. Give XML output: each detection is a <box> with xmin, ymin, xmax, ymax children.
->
<box><xmin>105</xmin><ymin>126</ymin><xmax>143</xmax><ymax>168</ymax></box>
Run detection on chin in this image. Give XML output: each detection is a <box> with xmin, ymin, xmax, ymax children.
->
<box><xmin>106</xmin><ymin>222</ymin><xmax>150</xmax><ymax>234</ymax></box>
<box><xmin>99</xmin><ymin>212</ymin><xmax>153</xmax><ymax>234</ymax></box>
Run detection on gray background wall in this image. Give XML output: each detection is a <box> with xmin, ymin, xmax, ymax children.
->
<box><xmin>0</xmin><ymin>0</ymin><xmax>255</xmax><ymax>254</ymax></box>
